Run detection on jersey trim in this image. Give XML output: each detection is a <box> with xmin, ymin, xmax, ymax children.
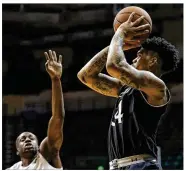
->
<box><xmin>139</xmin><ymin>88</ymin><xmax>171</xmax><ymax>108</ymax></box>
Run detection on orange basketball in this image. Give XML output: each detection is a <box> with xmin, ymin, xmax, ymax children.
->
<box><xmin>113</xmin><ymin>6</ymin><xmax>152</xmax><ymax>42</ymax></box>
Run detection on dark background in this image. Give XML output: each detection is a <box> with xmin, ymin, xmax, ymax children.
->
<box><xmin>2</xmin><ymin>4</ymin><xmax>183</xmax><ymax>170</ymax></box>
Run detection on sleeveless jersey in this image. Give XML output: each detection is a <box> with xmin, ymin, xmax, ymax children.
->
<box><xmin>7</xmin><ymin>153</ymin><xmax>63</xmax><ymax>170</ymax></box>
<box><xmin>108</xmin><ymin>85</ymin><xmax>170</xmax><ymax>162</ymax></box>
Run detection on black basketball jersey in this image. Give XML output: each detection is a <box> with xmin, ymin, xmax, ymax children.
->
<box><xmin>108</xmin><ymin>85</ymin><xmax>170</xmax><ymax>162</ymax></box>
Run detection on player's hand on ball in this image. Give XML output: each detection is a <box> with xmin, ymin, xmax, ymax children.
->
<box><xmin>123</xmin><ymin>40</ymin><xmax>141</xmax><ymax>51</ymax></box>
<box><xmin>118</xmin><ymin>12</ymin><xmax>150</xmax><ymax>41</ymax></box>
<box><xmin>44</xmin><ymin>50</ymin><xmax>63</xmax><ymax>79</ymax></box>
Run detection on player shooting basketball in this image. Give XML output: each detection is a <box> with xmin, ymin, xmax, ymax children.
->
<box><xmin>7</xmin><ymin>50</ymin><xmax>64</xmax><ymax>170</ymax></box>
<box><xmin>77</xmin><ymin>12</ymin><xmax>179</xmax><ymax>170</ymax></box>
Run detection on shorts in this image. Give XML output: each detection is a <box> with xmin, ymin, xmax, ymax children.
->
<box><xmin>123</xmin><ymin>161</ymin><xmax>162</xmax><ymax>170</ymax></box>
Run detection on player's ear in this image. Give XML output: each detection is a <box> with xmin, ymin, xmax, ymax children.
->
<box><xmin>16</xmin><ymin>144</ymin><xmax>21</xmax><ymax>156</ymax></box>
<box><xmin>148</xmin><ymin>55</ymin><xmax>158</xmax><ymax>68</ymax></box>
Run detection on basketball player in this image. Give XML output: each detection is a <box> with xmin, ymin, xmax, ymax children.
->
<box><xmin>77</xmin><ymin>13</ymin><xmax>179</xmax><ymax>170</ymax></box>
<box><xmin>7</xmin><ymin>50</ymin><xmax>65</xmax><ymax>169</ymax></box>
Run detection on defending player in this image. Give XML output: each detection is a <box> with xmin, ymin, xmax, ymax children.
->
<box><xmin>7</xmin><ymin>50</ymin><xmax>64</xmax><ymax>170</ymax></box>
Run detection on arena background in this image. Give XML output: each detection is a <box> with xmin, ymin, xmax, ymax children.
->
<box><xmin>2</xmin><ymin>3</ymin><xmax>183</xmax><ymax>170</ymax></box>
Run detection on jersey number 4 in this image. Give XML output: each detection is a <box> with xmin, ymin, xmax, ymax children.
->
<box><xmin>112</xmin><ymin>100</ymin><xmax>123</xmax><ymax>126</ymax></box>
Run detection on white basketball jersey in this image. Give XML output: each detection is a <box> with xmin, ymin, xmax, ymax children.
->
<box><xmin>7</xmin><ymin>153</ymin><xmax>63</xmax><ymax>170</ymax></box>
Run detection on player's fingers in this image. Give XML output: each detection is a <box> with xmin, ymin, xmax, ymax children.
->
<box><xmin>132</xmin><ymin>35</ymin><xmax>148</xmax><ymax>43</ymax></box>
<box><xmin>125</xmin><ymin>40</ymin><xmax>140</xmax><ymax>45</ymax></box>
<box><xmin>127</xmin><ymin>12</ymin><xmax>135</xmax><ymax>22</ymax></box>
<box><xmin>53</xmin><ymin>51</ymin><xmax>57</xmax><ymax>61</ymax></box>
<box><xmin>44</xmin><ymin>52</ymin><xmax>49</xmax><ymax>61</ymax></box>
<box><xmin>45</xmin><ymin>60</ymin><xmax>49</xmax><ymax>68</ymax></box>
<box><xmin>123</xmin><ymin>42</ymin><xmax>141</xmax><ymax>50</ymax></box>
<box><xmin>126</xmin><ymin>43</ymin><xmax>141</xmax><ymax>48</ymax></box>
<box><xmin>49</xmin><ymin>50</ymin><xmax>54</xmax><ymax>61</ymax></box>
<box><xmin>133</xmin><ymin>30</ymin><xmax>149</xmax><ymax>36</ymax></box>
<box><xmin>58</xmin><ymin>55</ymin><xmax>62</xmax><ymax>64</ymax></box>
<box><xmin>132</xmin><ymin>16</ymin><xmax>145</xmax><ymax>26</ymax></box>
<box><xmin>134</xmin><ymin>24</ymin><xmax>150</xmax><ymax>31</ymax></box>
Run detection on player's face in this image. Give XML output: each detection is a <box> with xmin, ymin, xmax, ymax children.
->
<box><xmin>132</xmin><ymin>48</ymin><xmax>153</xmax><ymax>71</ymax></box>
<box><xmin>16</xmin><ymin>132</ymin><xmax>38</xmax><ymax>158</ymax></box>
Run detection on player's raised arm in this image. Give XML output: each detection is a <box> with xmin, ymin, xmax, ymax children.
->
<box><xmin>77</xmin><ymin>42</ymin><xmax>141</xmax><ymax>98</ymax></box>
<box><xmin>77</xmin><ymin>46</ymin><xmax>123</xmax><ymax>98</ymax></box>
<box><xmin>40</xmin><ymin>50</ymin><xmax>64</xmax><ymax>168</ymax></box>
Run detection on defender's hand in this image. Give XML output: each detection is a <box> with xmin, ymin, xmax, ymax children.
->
<box><xmin>44</xmin><ymin>50</ymin><xmax>63</xmax><ymax>79</ymax></box>
<box><xmin>117</xmin><ymin>12</ymin><xmax>150</xmax><ymax>41</ymax></box>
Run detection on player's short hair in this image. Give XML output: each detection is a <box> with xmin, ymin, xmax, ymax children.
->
<box><xmin>142</xmin><ymin>37</ymin><xmax>180</xmax><ymax>74</ymax></box>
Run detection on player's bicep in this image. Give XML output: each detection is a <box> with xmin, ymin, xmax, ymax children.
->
<box><xmin>83</xmin><ymin>73</ymin><xmax>123</xmax><ymax>98</ymax></box>
<box><xmin>107</xmin><ymin>62</ymin><xmax>165</xmax><ymax>94</ymax></box>
<box><xmin>138</xmin><ymin>70</ymin><xmax>166</xmax><ymax>93</ymax></box>
<box><xmin>40</xmin><ymin>118</ymin><xmax>64</xmax><ymax>156</ymax></box>
<box><xmin>47</xmin><ymin>117</ymin><xmax>63</xmax><ymax>150</ymax></box>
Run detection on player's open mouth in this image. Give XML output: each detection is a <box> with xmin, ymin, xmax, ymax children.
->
<box><xmin>25</xmin><ymin>143</ymin><xmax>33</xmax><ymax>147</ymax></box>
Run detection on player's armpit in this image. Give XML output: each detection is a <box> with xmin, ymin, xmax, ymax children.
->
<box><xmin>79</xmin><ymin>72</ymin><xmax>123</xmax><ymax>98</ymax></box>
<box><xmin>40</xmin><ymin>137</ymin><xmax>62</xmax><ymax>168</ymax></box>
<box><xmin>40</xmin><ymin>137</ymin><xmax>49</xmax><ymax>158</ymax></box>
<box><xmin>106</xmin><ymin>62</ymin><xmax>166</xmax><ymax>97</ymax></box>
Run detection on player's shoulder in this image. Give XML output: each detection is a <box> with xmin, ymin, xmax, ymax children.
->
<box><xmin>6</xmin><ymin>161</ymin><xmax>22</xmax><ymax>170</ymax></box>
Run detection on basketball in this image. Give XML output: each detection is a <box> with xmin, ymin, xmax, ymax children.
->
<box><xmin>113</xmin><ymin>6</ymin><xmax>152</xmax><ymax>42</ymax></box>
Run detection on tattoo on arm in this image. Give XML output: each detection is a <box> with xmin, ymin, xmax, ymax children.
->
<box><xmin>107</xmin><ymin>31</ymin><xmax>141</xmax><ymax>89</ymax></box>
<box><xmin>118</xmin><ymin>69</ymin><xmax>165</xmax><ymax>93</ymax></box>
<box><xmin>78</xmin><ymin>46</ymin><xmax>109</xmax><ymax>79</ymax></box>
<box><xmin>92</xmin><ymin>74</ymin><xmax>116</xmax><ymax>95</ymax></box>
<box><xmin>119</xmin><ymin>71</ymin><xmax>140</xmax><ymax>89</ymax></box>
<box><xmin>85</xmin><ymin>50</ymin><xmax>108</xmax><ymax>75</ymax></box>
<box><xmin>90</xmin><ymin>73</ymin><xmax>122</xmax><ymax>97</ymax></box>
<box><xmin>108</xmin><ymin>31</ymin><xmax>127</xmax><ymax>65</ymax></box>
<box><xmin>78</xmin><ymin>46</ymin><xmax>122</xmax><ymax>97</ymax></box>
